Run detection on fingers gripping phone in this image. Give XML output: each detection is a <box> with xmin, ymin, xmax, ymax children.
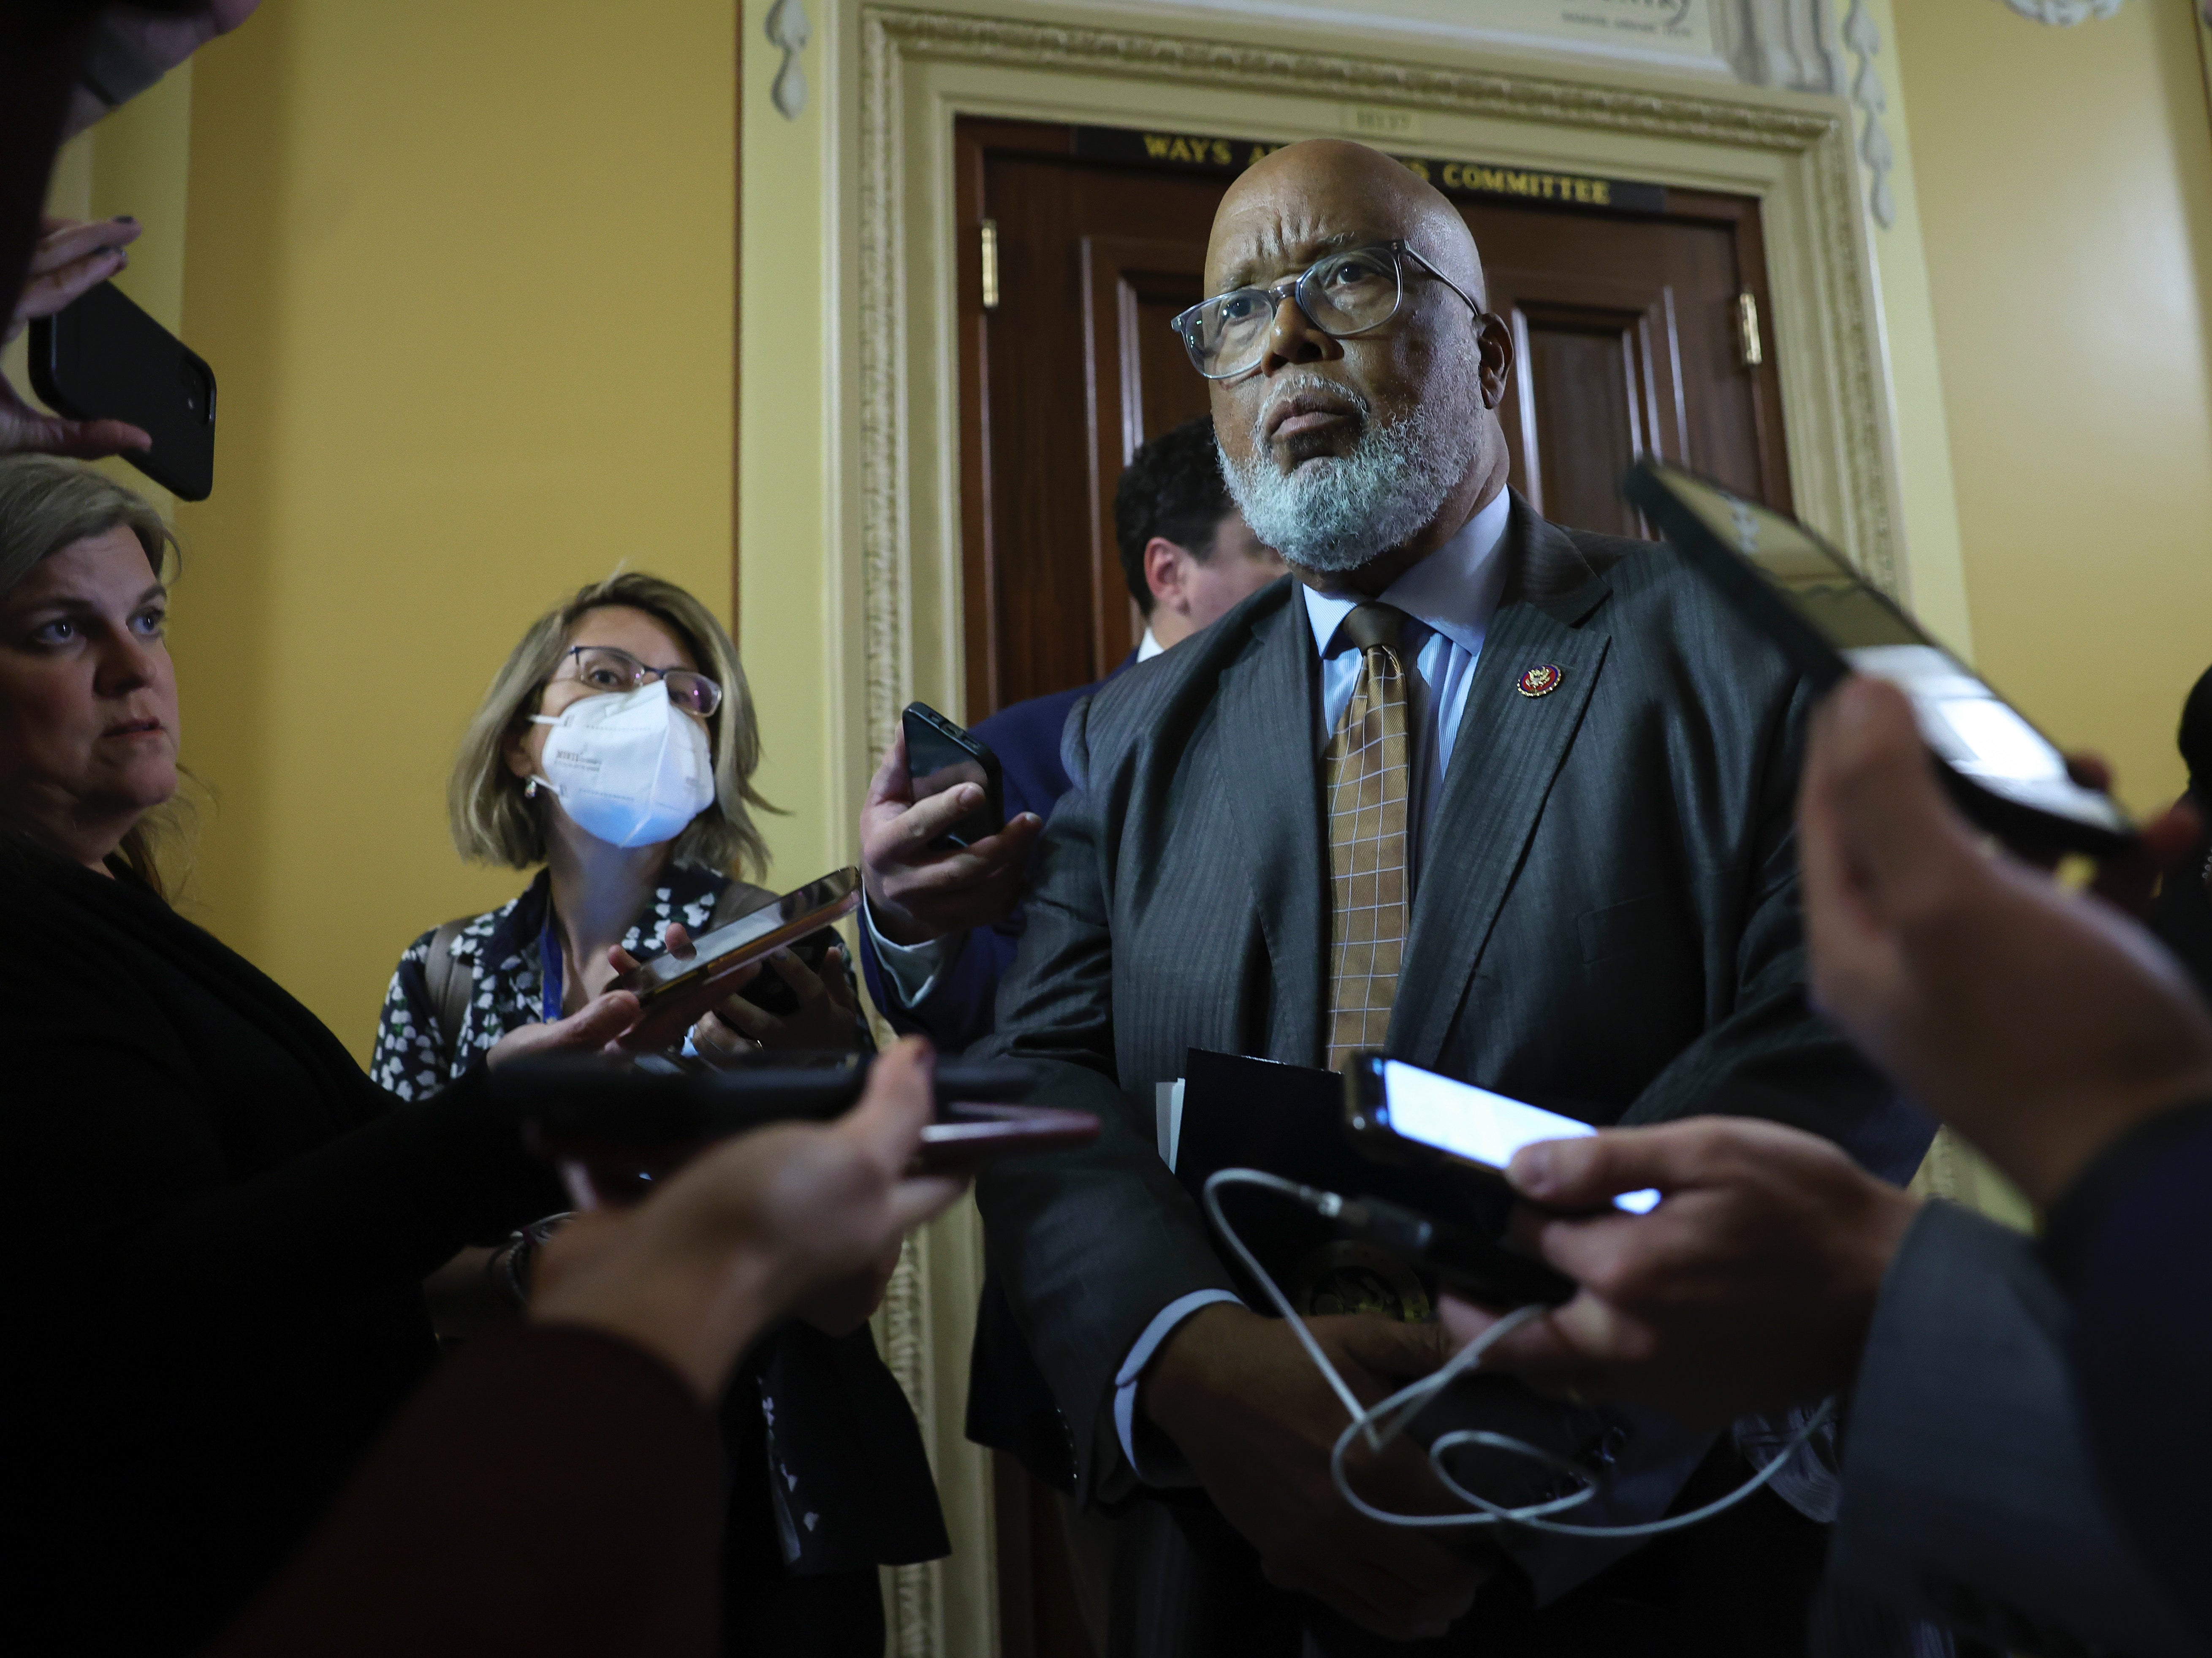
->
<box><xmin>1343</xmin><ymin>1054</ymin><xmax>1661</xmax><ymax>1215</ymax></box>
<box><xmin>902</xmin><ymin>701</ymin><xmax>1005</xmax><ymax>848</ymax></box>
<box><xmin>1622</xmin><ymin>460</ymin><xmax>2134</xmax><ymax>857</ymax></box>
<box><xmin>608</xmin><ymin>867</ymin><xmax>860</xmax><ymax>1051</ymax></box>
<box><xmin>29</xmin><ymin>279</ymin><xmax>217</xmax><ymax>501</ymax></box>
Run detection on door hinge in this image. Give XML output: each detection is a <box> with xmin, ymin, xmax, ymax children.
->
<box><xmin>1735</xmin><ymin>290</ymin><xmax>1764</xmax><ymax>369</ymax></box>
<box><xmin>980</xmin><ymin>219</ymin><xmax>1001</xmax><ymax>312</ymax></box>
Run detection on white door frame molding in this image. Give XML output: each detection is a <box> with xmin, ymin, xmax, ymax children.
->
<box><xmin>841</xmin><ymin>8</ymin><xmax>1905</xmax><ymax>1652</ymax></box>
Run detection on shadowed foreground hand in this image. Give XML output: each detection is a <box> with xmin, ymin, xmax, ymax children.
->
<box><xmin>1439</xmin><ymin>1117</ymin><xmax>1917</xmax><ymax>1426</ymax></box>
<box><xmin>1798</xmin><ymin>675</ymin><xmax>2212</xmax><ymax>1207</ymax></box>
<box><xmin>528</xmin><ymin>1036</ymin><xmax>966</xmax><ymax>1401</ymax></box>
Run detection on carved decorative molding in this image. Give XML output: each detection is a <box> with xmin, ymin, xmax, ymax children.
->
<box><xmin>1840</xmin><ymin>0</ymin><xmax>1893</xmax><ymax>230</ymax></box>
<box><xmin>1715</xmin><ymin>0</ymin><xmax>1841</xmax><ymax>92</ymax></box>
<box><xmin>768</xmin><ymin>0</ymin><xmax>813</xmax><ymax>118</ymax></box>
<box><xmin>876</xmin><ymin>10</ymin><xmax>1841</xmax><ymax>149</ymax></box>
<box><xmin>879</xmin><ymin>1237</ymin><xmax>937</xmax><ymax>1655</ymax></box>
<box><xmin>855</xmin><ymin>17</ymin><xmax>939</xmax><ymax>1656</ymax></box>
<box><xmin>856</xmin><ymin>8</ymin><xmax>1904</xmax><ymax>1650</ymax></box>
<box><xmin>1993</xmin><ymin>0</ymin><xmax>2130</xmax><ymax>22</ymax></box>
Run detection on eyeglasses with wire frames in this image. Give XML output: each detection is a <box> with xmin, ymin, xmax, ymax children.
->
<box><xmin>1169</xmin><ymin>240</ymin><xmax>1485</xmax><ymax>382</ymax></box>
<box><xmin>550</xmin><ymin>645</ymin><xmax>723</xmax><ymax>717</ymax></box>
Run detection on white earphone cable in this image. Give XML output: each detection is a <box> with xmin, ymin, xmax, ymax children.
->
<box><xmin>1200</xmin><ymin>1167</ymin><xmax>1833</xmax><ymax>1537</ymax></box>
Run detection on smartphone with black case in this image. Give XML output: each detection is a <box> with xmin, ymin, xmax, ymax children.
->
<box><xmin>1622</xmin><ymin>459</ymin><xmax>2133</xmax><ymax>857</ymax></box>
<box><xmin>1326</xmin><ymin>1193</ymin><xmax>1575</xmax><ymax>1308</ymax></box>
<box><xmin>28</xmin><ymin>279</ymin><xmax>216</xmax><ymax>501</ymax></box>
<box><xmin>1343</xmin><ymin>1053</ymin><xmax>1661</xmax><ymax>1216</ymax></box>
<box><xmin>901</xmin><ymin>701</ymin><xmax>1004</xmax><ymax>848</ymax></box>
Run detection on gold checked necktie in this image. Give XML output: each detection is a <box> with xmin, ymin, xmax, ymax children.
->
<box><xmin>1324</xmin><ymin>601</ymin><xmax>1412</xmax><ymax>1073</ymax></box>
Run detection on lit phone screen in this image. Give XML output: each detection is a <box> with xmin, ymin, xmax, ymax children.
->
<box><xmin>1380</xmin><ymin>1061</ymin><xmax>1660</xmax><ymax>1214</ymax></box>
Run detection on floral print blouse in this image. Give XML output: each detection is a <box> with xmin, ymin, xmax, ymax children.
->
<box><xmin>371</xmin><ymin>864</ymin><xmax>732</xmax><ymax>1101</ymax></box>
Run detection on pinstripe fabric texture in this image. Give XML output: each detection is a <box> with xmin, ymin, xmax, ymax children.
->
<box><xmin>1324</xmin><ymin>602</ymin><xmax>1411</xmax><ymax>1071</ymax></box>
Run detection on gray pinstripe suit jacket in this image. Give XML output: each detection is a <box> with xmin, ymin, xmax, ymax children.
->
<box><xmin>973</xmin><ymin>493</ymin><xmax>1927</xmax><ymax>1508</ymax></box>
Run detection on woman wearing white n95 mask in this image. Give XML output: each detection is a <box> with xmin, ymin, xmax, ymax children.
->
<box><xmin>372</xmin><ymin>571</ymin><xmax>942</xmax><ymax>1658</ymax></box>
<box><xmin>372</xmin><ymin>570</ymin><xmax>865</xmax><ymax>1099</ymax></box>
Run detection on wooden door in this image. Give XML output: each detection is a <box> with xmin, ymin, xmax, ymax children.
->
<box><xmin>956</xmin><ymin>121</ymin><xmax>1219</xmax><ymax>720</ymax></box>
<box><xmin>1474</xmin><ymin>191</ymin><xmax>1791</xmax><ymax>537</ymax></box>
<box><xmin>954</xmin><ymin>122</ymin><xmax>1798</xmax><ymax>1658</ymax></box>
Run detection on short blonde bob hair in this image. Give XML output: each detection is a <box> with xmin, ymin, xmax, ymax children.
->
<box><xmin>0</xmin><ymin>456</ymin><xmax>184</xmax><ymax>896</ymax></box>
<box><xmin>450</xmin><ymin>571</ymin><xmax>773</xmax><ymax>877</ymax></box>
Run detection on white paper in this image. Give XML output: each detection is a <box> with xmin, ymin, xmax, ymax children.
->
<box><xmin>1154</xmin><ymin>1078</ymin><xmax>1186</xmax><ymax>1170</ymax></box>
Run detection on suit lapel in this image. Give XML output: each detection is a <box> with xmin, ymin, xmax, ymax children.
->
<box><xmin>1392</xmin><ymin>501</ymin><xmax>1613</xmax><ymax>1067</ymax></box>
<box><xmin>1204</xmin><ymin>594</ymin><xmax>1327</xmax><ymax>1065</ymax></box>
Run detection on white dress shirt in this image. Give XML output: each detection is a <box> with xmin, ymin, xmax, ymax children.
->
<box><xmin>1114</xmin><ymin>488</ymin><xmax>1514</xmax><ymax>1483</ymax></box>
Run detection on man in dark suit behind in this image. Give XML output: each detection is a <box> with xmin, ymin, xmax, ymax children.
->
<box><xmin>856</xmin><ymin>416</ymin><xmax>1281</xmax><ymax>1052</ymax></box>
<box><xmin>970</xmin><ymin>139</ymin><xmax>1930</xmax><ymax>1655</ymax></box>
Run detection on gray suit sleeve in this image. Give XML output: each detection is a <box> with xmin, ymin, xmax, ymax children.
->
<box><xmin>974</xmin><ymin>695</ymin><xmax>1239</xmax><ymax>1502</ymax></box>
<box><xmin>1832</xmin><ymin>1201</ymin><xmax>2199</xmax><ymax>1657</ymax></box>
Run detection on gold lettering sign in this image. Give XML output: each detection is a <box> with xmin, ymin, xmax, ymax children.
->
<box><xmin>1070</xmin><ymin>126</ymin><xmax>1664</xmax><ymax>215</ymax></box>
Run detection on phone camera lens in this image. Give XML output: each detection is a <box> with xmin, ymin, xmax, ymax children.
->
<box><xmin>179</xmin><ymin>360</ymin><xmax>215</xmax><ymax>422</ymax></box>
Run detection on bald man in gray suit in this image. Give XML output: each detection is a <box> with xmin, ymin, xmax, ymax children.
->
<box><xmin>970</xmin><ymin>140</ymin><xmax>1927</xmax><ymax>1657</ymax></box>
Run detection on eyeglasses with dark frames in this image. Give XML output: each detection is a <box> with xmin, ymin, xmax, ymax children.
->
<box><xmin>551</xmin><ymin>645</ymin><xmax>723</xmax><ymax>717</ymax></box>
<box><xmin>1169</xmin><ymin>240</ymin><xmax>1485</xmax><ymax>381</ymax></box>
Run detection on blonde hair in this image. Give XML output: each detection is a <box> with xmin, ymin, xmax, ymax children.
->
<box><xmin>450</xmin><ymin>571</ymin><xmax>773</xmax><ymax>877</ymax></box>
<box><xmin>0</xmin><ymin>457</ymin><xmax>186</xmax><ymax>897</ymax></box>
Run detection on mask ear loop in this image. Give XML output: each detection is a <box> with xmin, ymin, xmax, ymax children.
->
<box><xmin>525</xmin><ymin>712</ymin><xmax>563</xmax><ymax>801</ymax></box>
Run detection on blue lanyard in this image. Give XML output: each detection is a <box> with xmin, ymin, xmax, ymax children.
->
<box><xmin>539</xmin><ymin>917</ymin><xmax>564</xmax><ymax>1024</ymax></box>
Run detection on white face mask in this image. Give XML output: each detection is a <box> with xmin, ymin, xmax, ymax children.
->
<box><xmin>529</xmin><ymin>680</ymin><xmax>717</xmax><ymax>849</ymax></box>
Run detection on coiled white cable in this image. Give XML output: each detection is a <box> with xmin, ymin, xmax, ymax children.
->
<box><xmin>1200</xmin><ymin>1167</ymin><xmax>1834</xmax><ymax>1537</ymax></box>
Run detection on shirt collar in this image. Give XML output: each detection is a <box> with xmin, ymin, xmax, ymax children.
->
<box><xmin>1301</xmin><ymin>486</ymin><xmax>1514</xmax><ymax>658</ymax></box>
<box><xmin>1135</xmin><ymin>625</ymin><xmax>1164</xmax><ymax>663</ymax></box>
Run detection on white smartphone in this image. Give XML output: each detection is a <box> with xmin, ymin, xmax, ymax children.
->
<box><xmin>1344</xmin><ymin>1054</ymin><xmax>1660</xmax><ymax>1214</ymax></box>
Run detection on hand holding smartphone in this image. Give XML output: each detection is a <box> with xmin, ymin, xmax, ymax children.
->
<box><xmin>608</xmin><ymin>867</ymin><xmax>860</xmax><ymax>1051</ymax></box>
<box><xmin>901</xmin><ymin>702</ymin><xmax>1005</xmax><ymax>848</ymax></box>
<box><xmin>29</xmin><ymin>279</ymin><xmax>217</xmax><ymax>499</ymax></box>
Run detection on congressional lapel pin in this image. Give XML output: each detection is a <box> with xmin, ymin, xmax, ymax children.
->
<box><xmin>1517</xmin><ymin>663</ymin><xmax>1564</xmax><ymax>698</ymax></box>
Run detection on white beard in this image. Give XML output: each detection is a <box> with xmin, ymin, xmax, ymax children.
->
<box><xmin>1216</xmin><ymin>358</ymin><xmax>1485</xmax><ymax>575</ymax></box>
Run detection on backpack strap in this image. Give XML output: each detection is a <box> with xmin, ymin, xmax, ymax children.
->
<box><xmin>421</xmin><ymin>917</ymin><xmax>475</xmax><ymax>1068</ymax></box>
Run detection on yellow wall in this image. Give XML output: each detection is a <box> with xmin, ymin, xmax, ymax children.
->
<box><xmin>738</xmin><ymin>0</ymin><xmax>841</xmax><ymax>893</ymax></box>
<box><xmin>1849</xmin><ymin>0</ymin><xmax>1975</xmax><ymax>661</ymax></box>
<box><xmin>172</xmin><ymin>0</ymin><xmax>742</xmax><ymax>1057</ymax></box>
<box><xmin>1892</xmin><ymin>0</ymin><xmax>2212</xmax><ymax>814</ymax></box>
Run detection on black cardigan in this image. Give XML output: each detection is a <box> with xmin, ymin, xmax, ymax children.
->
<box><xmin>2</xmin><ymin>844</ymin><xmax>565</xmax><ymax>1655</ymax></box>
